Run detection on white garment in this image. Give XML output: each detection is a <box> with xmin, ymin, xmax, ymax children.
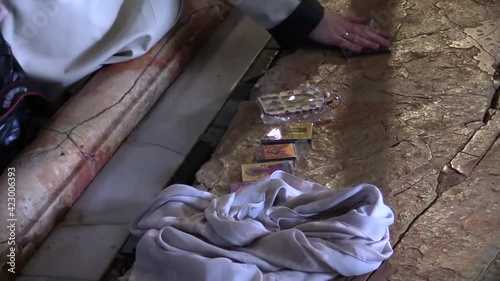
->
<box><xmin>0</xmin><ymin>0</ymin><xmax>316</xmax><ymax>86</ymax></box>
<box><xmin>0</xmin><ymin>0</ymin><xmax>182</xmax><ymax>86</ymax></box>
<box><xmin>130</xmin><ymin>171</ymin><xmax>394</xmax><ymax>281</ymax></box>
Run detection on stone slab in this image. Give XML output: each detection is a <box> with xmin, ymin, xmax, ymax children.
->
<box><xmin>195</xmin><ymin>0</ymin><xmax>500</xmax><ymax>280</ymax></box>
<box><xmin>21</xmin><ymin>224</ymin><xmax>130</xmax><ymax>280</ymax></box>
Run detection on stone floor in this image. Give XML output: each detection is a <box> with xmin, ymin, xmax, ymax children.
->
<box><xmin>11</xmin><ymin>11</ymin><xmax>271</xmax><ymax>281</ymax></box>
<box><xmin>195</xmin><ymin>0</ymin><xmax>500</xmax><ymax>280</ymax></box>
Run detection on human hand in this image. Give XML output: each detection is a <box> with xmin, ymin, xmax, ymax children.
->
<box><xmin>309</xmin><ymin>13</ymin><xmax>391</xmax><ymax>53</ymax></box>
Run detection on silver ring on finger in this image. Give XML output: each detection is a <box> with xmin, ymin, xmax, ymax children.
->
<box><xmin>343</xmin><ymin>32</ymin><xmax>350</xmax><ymax>39</ymax></box>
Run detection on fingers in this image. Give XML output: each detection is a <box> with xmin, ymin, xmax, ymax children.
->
<box><xmin>343</xmin><ymin>16</ymin><xmax>368</xmax><ymax>24</ymax></box>
<box><xmin>344</xmin><ymin>16</ymin><xmax>392</xmax><ymax>39</ymax></box>
<box><xmin>374</xmin><ymin>29</ymin><xmax>391</xmax><ymax>39</ymax></box>
<box><xmin>337</xmin><ymin>37</ymin><xmax>362</xmax><ymax>53</ymax></box>
<box><xmin>346</xmin><ymin>24</ymin><xmax>391</xmax><ymax>48</ymax></box>
<box><xmin>347</xmin><ymin>33</ymin><xmax>380</xmax><ymax>49</ymax></box>
<box><xmin>308</xmin><ymin>12</ymin><xmax>392</xmax><ymax>52</ymax></box>
<box><xmin>359</xmin><ymin>28</ymin><xmax>391</xmax><ymax>47</ymax></box>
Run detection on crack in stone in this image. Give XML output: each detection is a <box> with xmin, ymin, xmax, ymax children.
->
<box><xmin>460</xmin><ymin>151</ymin><xmax>480</xmax><ymax>158</ymax></box>
<box><xmin>391</xmin><ymin>171</ymin><xmax>435</xmax><ymax>197</ymax></box>
<box><xmin>478</xmin><ymin>25</ymin><xmax>499</xmax><ymax>40</ymax></box>
<box><xmin>467</xmin><ymin>34</ymin><xmax>496</xmax><ymax>59</ymax></box>
<box><xmin>365</xmin><ymin>182</ymin><xmax>440</xmax><ymax>281</ymax></box>
<box><xmin>344</xmin><ymin>139</ymin><xmax>407</xmax><ymax>163</ymax></box>
<box><xmin>380</xmin><ymin>89</ymin><xmax>432</xmax><ymax>100</ymax></box>
<box><xmin>487</xmin><ymin>87</ymin><xmax>500</xmax><ymax>110</ymax></box>
<box><xmin>315</xmin><ymin>65</ymin><xmax>338</xmax><ymax>87</ymax></box>
<box><xmin>132</xmin><ymin>140</ymin><xmax>184</xmax><ymax>156</ymax></box>
<box><xmin>473</xmin><ymin>250</ymin><xmax>500</xmax><ymax>281</ymax></box>
<box><xmin>29</xmin><ymin>138</ymin><xmax>68</xmax><ymax>159</ymax></box>
<box><xmin>386</xmin><ymin>114</ymin><xmax>499</xmax><ymax>251</ymax></box>
<box><xmin>392</xmin><ymin>26</ymin><xmax>457</xmax><ymax>44</ymax></box>
<box><xmin>467</xmin><ymin>132</ymin><xmax>500</xmax><ymax>172</ymax></box>
<box><xmin>393</xmin><ymin>191</ymin><xmax>439</xmax><ymax>249</ymax></box>
<box><xmin>391</xmin><ymin>0</ymin><xmax>410</xmax><ymax>40</ymax></box>
<box><xmin>209</xmin><ymin>166</ymin><xmax>228</xmax><ymax>192</ymax></box>
<box><xmin>435</xmin><ymin>3</ymin><xmax>461</xmax><ymax>28</ymax></box>
<box><xmin>378</xmin><ymin>119</ymin><xmax>498</xmax><ymax>274</ymax></box>
<box><xmin>360</xmin><ymin>73</ymin><xmax>379</xmax><ymax>83</ymax></box>
<box><xmin>48</xmin><ymin>129</ymin><xmax>97</xmax><ymax>162</ymax></box>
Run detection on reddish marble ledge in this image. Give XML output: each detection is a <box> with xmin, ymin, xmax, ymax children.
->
<box><xmin>0</xmin><ymin>4</ymin><xmax>231</xmax><ymax>278</ymax></box>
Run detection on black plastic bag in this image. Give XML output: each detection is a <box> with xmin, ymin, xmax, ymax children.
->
<box><xmin>0</xmin><ymin>33</ymin><xmax>53</xmax><ymax>170</ymax></box>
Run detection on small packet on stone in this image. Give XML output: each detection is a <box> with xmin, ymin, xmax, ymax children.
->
<box><xmin>261</xmin><ymin>123</ymin><xmax>313</xmax><ymax>144</ymax></box>
<box><xmin>241</xmin><ymin>160</ymin><xmax>294</xmax><ymax>182</ymax></box>
<box><xmin>255</xmin><ymin>143</ymin><xmax>297</xmax><ymax>162</ymax></box>
<box><xmin>257</xmin><ymin>86</ymin><xmax>340</xmax><ymax>124</ymax></box>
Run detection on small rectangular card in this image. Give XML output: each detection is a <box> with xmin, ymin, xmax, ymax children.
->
<box><xmin>261</xmin><ymin>123</ymin><xmax>313</xmax><ymax>144</ymax></box>
<box><xmin>255</xmin><ymin>143</ymin><xmax>297</xmax><ymax>162</ymax></box>
<box><xmin>241</xmin><ymin>160</ymin><xmax>294</xmax><ymax>182</ymax></box>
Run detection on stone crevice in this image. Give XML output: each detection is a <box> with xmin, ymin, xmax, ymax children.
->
<box><xmin>473</xmin><ymin>250</ymin><xmax>500</xmax><ymax>281</ymax></box>
<box><xmin>472</xmin><ymin>0</ymin><xmax>486</xmax><ymax>6</ymax></box>
<box><xmin>453</xmin><ymin>111</ymin><xmax>500</xmax><ymax>173</ymax></box>
<box><xmin>459</xmin><ymin>151</ymin><xmax>480</xmax><ymax>158</ymax></box>
<box><xmin>488</xmin><ymin>87</ymin><xmax>500</xmax><ymax>110</ymax></box>
<box><xmin>47</xmin><ymin>129</ymin><xmax>97</xmax><ymax>162</ymax></box>
<box><xmin>392</xmin><ymin>27</ymin><xmax>456</xmax><ymax>44</ymax></box>
<box><xmin>392</xmin><ymin>0</ymin><xmax>410</xmax><ymax>39</ymax></box>
<box><xmin>344</xmin><ymin>139</ymin><xmax>414</xmax><ymax>163</ymax></box>
<box><xmin>394</xmin><ymin>193</ymin><xmax>439</xmax><ymax>247</ymax></box>
<box><xmin>315</xmin><ymin>65</ymin><xmax>339</xmax><ymax>87</ymax></box>
<box><xmin>132</xmin><ymin>140</ymin><xmax>184</xmax><ymax>156</ymax></box>
<box><xmin>388</xmin><ymin>146</ymin><xmax>487</xmax><ymax>255</ymax></box>
<box><xmin>29</xmin><ymin>138</ymin><xmax>68</xmax><ymax>160</ymax></box>
<box><xmin>365</xmin><ymin>188</ymin><xmax>440</xmax><ymax>281</ymax></box>
<box><xmin>467</xmin><ymin>34</ymin><xmax>496</xmax><ymax>59</ymax></box>
<box><xmin>209</xmin><ymin>172</ymin><xmax>227</xmax><ymax>191</ymax></box>
<box><xmin>478</xmin><ymin>23</ymin><xmax>499</xmax><ymax>40</ymax></box>
<box><xmin>436</xmin><ymin>4</ymin><xmax>461</xmax><ymax>28</ymax></box>
<box><xmin>391</xmin><ymin>171</ymin><xmax>435</xmax><ymax>198</ymax></box>
<box><xmin>380</xmin><ymin>89</ymin><xmax>432</xmax><ymax>100</ymax></box>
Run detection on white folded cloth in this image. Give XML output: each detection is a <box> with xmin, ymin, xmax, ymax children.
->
<box><xmin>130</xmin><ymin>171</ymin><xmax>394</xmax><ymax>281</ymax></box>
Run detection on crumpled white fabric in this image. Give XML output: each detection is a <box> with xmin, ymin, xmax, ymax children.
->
<box><xmin>0</xmin><ymin>0</ymin><xmax>182</xmax><ymax>86</ymax></box>
<box><xmin>130</xmin><ymin>171</ymin><xmax>394</xmax><ymax>281</ymax></box>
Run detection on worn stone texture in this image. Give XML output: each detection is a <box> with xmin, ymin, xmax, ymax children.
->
<box><xmin>0</xmin><ymin>0</ymin><xmax>231</xmax><ymax>276</ymax></box>
<box><xmin>196</xmin><ymin>0</ymin><xmax>500</xmax><ymax>280</ymax></box>
<box><xmin>370</xmin><ymin>137</ymin><xmax>500</xmax><ymax>280</ymax></box>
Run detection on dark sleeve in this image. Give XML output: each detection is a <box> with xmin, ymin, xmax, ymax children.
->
<box><xmin>268</xmin><ymin>0</ymin><xmax>324</xmax><ymax>49</ymax></box>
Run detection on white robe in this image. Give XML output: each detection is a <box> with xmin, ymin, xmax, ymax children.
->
<box><xmin>129</xmin><ymin>171</ymin><xmax>394</xmax><ymax>281</ymax></box>
<box><xmin>0</xmin><ymin>0</ymin><xmax>317</xmax><ymax>86</ymax></box>
<box><xmin>0</xmin><ymin>0</ymin><xmax>182</xmax><ymax>86</ymax></box>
